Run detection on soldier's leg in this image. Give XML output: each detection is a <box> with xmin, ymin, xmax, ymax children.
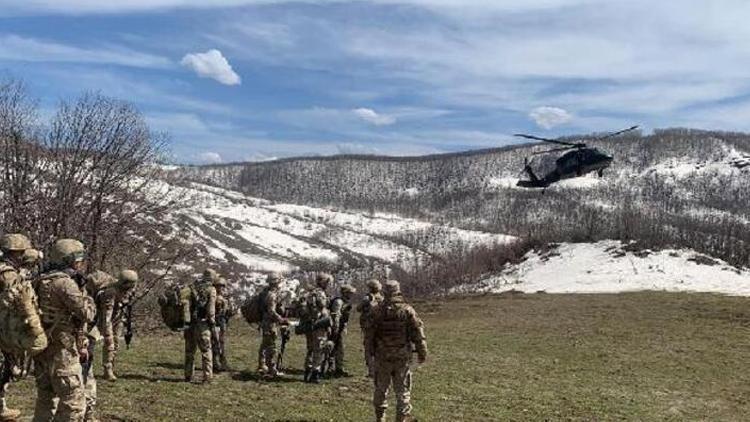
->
<box><xmin>197</xmin><ymin>323</ymin><xmax>213</xmax><ymax>383</ymax></box>
<box><xmin>393</xmin><ymin>362</ymin><xmax>413</xmax><ymax>421</ymax></box>
<box><xmin>83</xmin><ymin>363</ymin><xmax>98</xmax><ymax>422</ymax></box>
<box><xmin>50</xmin><ymin>373</ymin><xmax>86</xmax><ymax>422</ymax></box>
<box><xmin>261</xmin><ymin>328</ymin><xmax>278</xmax><ymax>375</ymax></box>
<box><xmin>219</xmin><ymin>329</ymin><xmax>228</xmax><ymax>370</ymax></box>
<box><xmin>372</xmin><ymin>358</ymin><xmax>392</xmax><ymax>422</ymax></box>
<box><xmin>334</xmin><ymin>334</ymin><xmax>346</xmax><ymax>375</ymax></box>
<box><xmin>184</xmin><ymin>328</ymin><xmax>196</xmax><ymax>382</ymax></box>
<box><xmin>363</xmin><ymin>329</ymin><xmax>374</xmax><ymax>377</ymax></box>
<box><xmin>32</xmin><ymin>356</ymin><xmax>56</xmax><ymax>422</ymax></box>
<box><xmin>1</xmin><ymin>353</ymin><xmax>21</xmax><ymax>421</ymax></box>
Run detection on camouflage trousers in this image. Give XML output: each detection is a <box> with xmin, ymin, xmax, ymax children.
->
<box><xmin>184</xmin><ymin>322</ymin><xmax>212</xmax><ymax>382</ymax></box>
<box><xmin>212</xmin><ymin>328</ymin><xmax>228</xmax><ymax>372</ymax></box>
<box><xmin>257</xmin><ymin>325</ymin><xmax>278</xmax><ymax>372</ymax></box>
<box><xmin>361</xmin><ymin>328</ymin><xmax>374</xmax><ymax>376</ymax></box>
<box><xmin>102</xmin><ymin>320</ymin><xmax>122</xmax><ymax>373</ymax></box>
<box><xmin>83</xmin><ymin>338</ymin><xmax>97</xmax><ymax>422</ymax></box>
<box><xmin>304</xmin><ymin>330</ymin><xmax>332</xmax><ymax>371</ymax></box>
<box><xmin>373</xmin><ymin>357</ymin><xmax>412</xmax><ymax>422</ymax></box>
<box><xmin>33</xmin><ymin>340</ymin><xmax>86</xmax><ymax>422</ymax></box>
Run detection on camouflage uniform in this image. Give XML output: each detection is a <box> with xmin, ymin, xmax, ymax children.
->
<box><xmin>212</xmin><ymin>278</ymin><xmax>231</xmax><ymax>372</ymax></box>
<box><xmin>303</xmin><ymin>273</ymin><xmax>333</xmax><ymax>384</ymax></box>
<box><xmin>184</xmin><ymin>270</ymin><xmax>217</xmax><ymax>384</ymax></box>
<box><xmin>94</xmin><ymin>270</ymin><xmax>138</xmax><ymax>382</ymax></box>
<box><xmin>328</xmin><ymin>284</ymin><xmax>356</xmax><ymax>377</ymax></box>
<box><xmin>368</xmin><ymin>280</ymin><xmax>427</xmax><ymax>422</ymax></box>
<box><xmin>33</xmin><ymin>239</ymin><xmax>96</xmax><ymax>422</ymax></box>
<box><xmin>0</xmin><ymin>235</ymin><xmax>46</xmax><ymax>422</ymax></box>
<box><xmin>257</xmin><ymin>274</ymin><xmax>287</xmax><ymax>378</ymax></box>
<box><xmin>357</xmin><ymin>279</ymin><xmax>383</xmax><ymax>377</ymax></box>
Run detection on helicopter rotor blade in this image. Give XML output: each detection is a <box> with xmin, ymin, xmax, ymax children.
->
<box><xmin>531</xmin><ymin>146</ymin><xmax>576</xmax><ymax>156</ymax></box>
<box><xmin>595</xmin><ymin>125</ymin><xmax>639</xmax><ymax>141</ymax></box>
<box><xmin>514</xmin><ymin>133</ymin><xmax>580</xmax><ymax>147</ymax></box>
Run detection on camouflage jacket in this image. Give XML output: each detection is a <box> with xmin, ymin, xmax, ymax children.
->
<box><xmin>0</xmin><ymin>262</ymin><xmax>47</xmax><ymax>354</ymax></box>
<box><xmin>36</xmin><ymin>271</ymin><xmax>95</xmax><ymax>345</ymax></box>
<box><xmin>261</xmin><ymin>287</ymin><xmax>284</xmax><ymax>328</ymax></box>
<box><xmin>96</xmin><ymin>284</ymin><xmax>130</xmax><ymax>338</ymax></box>
<box><xmin>329</xmin><ymin>296</ymin><xmax>353</xmax><ymax>337</ymax></box>
<box><xmin>368</xmin><ymin>294</ymin><xmax>427</xmax><ymax>361</ymax></box>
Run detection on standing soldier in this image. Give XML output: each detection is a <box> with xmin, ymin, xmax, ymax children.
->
<box><xmin>33</xmin><ymin>239</ymin><xmax>96</xmax><ymax>422</ymax></box>
<box><xmin>327</xmin><ymin>284</ymin><xmax>356</xmax><ymax>377</ymax></box>
<box><xmin>0</xmin><ymin>234</ymin><xmax>47</xmax><ymax>422</ymax></box>
<box><xmin>212</xmin><ymin>277</ymin><xmax>231</xmax><ymax>373</ymax></box>
<box><xmin>183</xmin><ymin>269</ymin><xmax>217</xmax><ymax>384</ymax></box>
<box><xmin>303</xmin><ymin>272</ymin><xmax>333</xmax><ymax>384</ymax></box>
<box><xmin>96</xmin><ymin>270</ymin><xmax>138</xmax><ymax>382</ymax></box>
<box><xmin>368</xmin><ymin>280</ymin><xmax>428</xmax><ymax>422</ymax></box>
<box><xmin>257</xmin><ymin>273</ymin><xmax>288</xmax><ymax>379</ymax></box>
<box><xmin>357</xmin><ymin>279</ymin><xmax>383</xmax><ymax>377</ymax></box>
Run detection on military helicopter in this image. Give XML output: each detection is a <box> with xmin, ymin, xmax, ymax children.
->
<box><xmin>513</xmin><ymin>125</ymin><xmax>639</xmax><ymax>188</ymax></box>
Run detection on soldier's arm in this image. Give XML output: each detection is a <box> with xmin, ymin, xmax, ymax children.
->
<box><xmin>355</xmin><ymin>295</ymin><xmax>368</xmax><ymax>313</ymax></box>
<box><xmin>97</xmin><ymin>292</ymin><xmax>116</xmax><ymax>337</ymax></box>
<box><xmin>406</xmin><ymin>307</ymin><xmax>428</xmax><ymax>362</ymax></box>
<box><xmin>266</xmin><ymin>292</ymin><xmax>285</xmax><ymax>324</ymax></box>
<box><xmin>0</xmin><ymin>267</ymin><xmax>20</xmax><ymax>291</ymax></box>
<box><xmin>330</xmin><ymin>298</ymin><xmax>343</xmax><ymax>332</ymax></box>
<box><xmin>208</xmin><ymin>287</ymin><xmax>217</xmax><ymax>324</ymax></box>
<box><xmin>57</xmin><ymin>277</ymin><xmax>95</xmax><ymax>324</ymax></box>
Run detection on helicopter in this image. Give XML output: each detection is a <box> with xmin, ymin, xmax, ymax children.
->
<box><xmin>513</xmin><ymin>125</ymin><xmax>639</xmax><ymax>188</ymax></box>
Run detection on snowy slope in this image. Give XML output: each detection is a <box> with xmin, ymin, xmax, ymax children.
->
<box><xmin>454</xmin><ymin>241</ymin><xmax>750</xmax><ymax>296</ymax></box>
<box><xmin>172</xmin><ymin>181</ymin><xmax>515</xmax><ymax>273</ymax></box>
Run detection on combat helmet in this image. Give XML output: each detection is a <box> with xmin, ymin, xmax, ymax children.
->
<box><xmin>118</xmin><ymin>269</ymin><xmax>139</xmax><ymax>289</ymax></box>
<box><xmin>214</xmin><ymin>277</ymin><xmax>228</xmax><ymax>288</ymax></box>
<box><xmin>365</xmin><ymin>279</ymin><xmax>382</xmax><ymax>293</ymax></box>
<box><xmin>0</xmin><ymin>233</ymin><xmax>32</xmax><ymax>253</ymax></box>
<box><xmin>48</xmin><ymin>239</ymin><xmax>86</xmax><ymax>268</ymax></box>
<box><xmin>316</xmin><ymin>272</ymin><xmax>333</xmax><ymax>288</ymax></box>
<box><xmin>202</xmin><ymin>268</ymin><xmax>220</xmax><ymax>284</ymax></box>
<box><xmin>340</xmin><ymin>284</ymin><xmax>356</xmax><ymax>296</ymax></box>
<box><xmin>383</xmin><ymin>279</ymin><xmax>401</xmax><ymax>297</ymax></box>
<box><xmin>267</xmin><ymin>272</ymin><xmax>282</xmax><ymax>286</ymax></box>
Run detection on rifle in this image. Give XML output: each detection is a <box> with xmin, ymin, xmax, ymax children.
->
<box><xmin>322</xmin><ymin>304</ymin><xmax>351</xmax><ymax>376</ymax></box>
<box><xmin>211</xmin><ymin>314</ymin><xmax>227</xmax><ymax>368</ymax></box>
<box><xmin>124</xmin><ymin>302</ymin><xmax>134</xmax><ymax>349</ymax></box>
<box><xmin>277</xmin><ymin>324</ymin><xmax>291</xmax><ymax>371</ymax></box>
<box><xmin>81</xmin><ymin>335</ymin><xmax>96</xmax><ymax>384</ymax></box>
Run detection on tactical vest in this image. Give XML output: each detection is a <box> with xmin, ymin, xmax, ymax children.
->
<box><xmin>37</xmin><ymin>272</ymin><xmax>79</xmax><ymax>331</ymax></box>
<box><xmin>191</xmin><ymin>282</ymin><xmax>212</xmax><ymax>320</ymax></box>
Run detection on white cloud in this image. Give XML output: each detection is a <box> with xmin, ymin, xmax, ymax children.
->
<box><xmin>336</xmin><ymin>143</ymin><xmax>380</xmax><ymax>155</ymax></box>
<box><xmin>181</xmin><ymin>49</ymin><xmax>241</xmax><ymax>85</ymax></box>
<box><xmin>529</xmin><ymin>107</ymin><xmax>573</xmax><ymax>129</ymax></box>
<box><xmin>196</xmin><ymin>151</ymin><xmax>223</xmax><ymax>164</ymax></box>
<box><xmin>352</xmin><ymin>108</ymin><xmax>396</xmax><ymax>126</ymax></box>
<box><xmin>0</xmin><ymin>34</ymin><xmax>170</xmax><ymax>68</ymax></box>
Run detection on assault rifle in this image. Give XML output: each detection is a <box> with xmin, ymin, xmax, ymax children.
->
<box><xmin>277</xmin><ymin>324</ymin><xmax>292</xmax><ymax>371</ymax></box>
<box><xmin>211</xmin><ymin>313</ymin><xmax>228</xmax><ymax>370</ymax></box>
<box><xmin>321</xmin><ymin>304</ymin><xmax>351</xmax><ymax>377</ymax></box>
<box><xmin>124</xmin><ymin>302</ymin><xmax>134</xmax><ymax>349</ymax></box>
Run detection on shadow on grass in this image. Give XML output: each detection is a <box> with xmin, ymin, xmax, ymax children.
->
<box><xmin>231</xmin><ymin>370</ymin><xmax>304</xmax><ymax>384</ymax></box>
<box><xmin>151</xmin><ymin>361</ymin><xmax>184</xmax><ymax>370</ymax></box>
<box><xmin>118</xmin><ymin>373</ymin><xmax>186</xmax><ymax>383</ymax></box>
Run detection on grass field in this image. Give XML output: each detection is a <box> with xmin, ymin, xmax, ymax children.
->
<box><xmin>8</xmin><ymin>292</ymin><xmax>750</xmax><ymax>421</ymax></box>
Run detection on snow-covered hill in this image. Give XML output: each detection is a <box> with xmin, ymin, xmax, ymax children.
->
<box><xmin>454</xmin><ymin>241</ymin><xmax>750</xmax><ymax>296</ymax></box>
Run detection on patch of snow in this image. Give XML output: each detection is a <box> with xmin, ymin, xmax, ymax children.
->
<box><xmin>455</xmin><ymin>241</ymin><xmax>750</xmax><ymax>296</ymax></box>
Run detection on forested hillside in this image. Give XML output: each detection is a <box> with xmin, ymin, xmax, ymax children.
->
<box><xmin>179</xmin><ymin>129</ymin><xmax>750</xmax><ymax>268</ymax></box>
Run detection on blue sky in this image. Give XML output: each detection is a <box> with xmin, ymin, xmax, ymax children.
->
<box><xmin>2</xmin><ymin>1</ymin><xmax>750</xmax><ymax>163</ymax></box>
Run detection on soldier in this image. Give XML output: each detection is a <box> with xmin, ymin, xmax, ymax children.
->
<box><xmin>257</xmin><ymin>273</ymin><xmax>288</xmax><ymax>378</ymax></box>
<box><xmin>183</xmin><ymin>269</ymin><xmax>217</xmax><ymax>384</ymax></box>
<box><xmin>33</xmin><ymin>239</ymin><xmax>96</xmax><ymax>422</ymax></box>
<box><xmin>212</xmin><ymin>277</ymin><xmax>231</xmax><ymax>373</ymax></box>
<box><xmin>357</xmin><ymin>279</ymin><xmax>384</xmax><ymax>377</ymax></box>
<box><xmin>0</xmin><ymin>234</ymin><xmax>46</xmax><ymax>422</ymax></box>
<box><xmin>327</xmin><ymin>284</ymin><xmax>356</xmax><ymax>377</ymax></box>
<box><xmin>368</xmin><ymin>280</ymin><xmax>427</xmax><ymax>422</ymax></box>
<box><xmin>95</xmin><ymin>270</ymin><xmax>138</xmax><ymax>382</ymax></box>
<box><xmin>303</xmin><ymin>272</ymin><xmax>333</xmax><ymax>384</ymax></box>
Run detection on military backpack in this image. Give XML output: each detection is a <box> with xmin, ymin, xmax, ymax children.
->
<box><xmin>240</xmin><ymin>288</ymin><xmax>268</xmax><ymax>325</ymax></box>
<box><xmin>157</xmin><ymin>283</ymin><xmax>192</xmax><ymax>330</ymax></box>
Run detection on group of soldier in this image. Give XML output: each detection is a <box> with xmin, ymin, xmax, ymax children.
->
<box><xmin>178</xmin><ymin>269</ymin><xmax>428</xmax><ymax>421</ymax></box>
<box><xmin>0</xmin><ymin>234</ymin><xmax>137</xmax><ymax>422</ymax></box>
<box><xmin>0</xmin><ymin>230</ymin><xmax>428</xmax><ymax>422</ymax></box>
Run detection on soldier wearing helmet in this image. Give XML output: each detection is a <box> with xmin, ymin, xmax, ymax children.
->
<box><xmin>257</xmin><ymin>273</ymin><xmax>288</xmax><ymax>378</ymax></box>
<box><xmin>33</xmin><ymin>239</ymin><xmax>95</xmax><ymax>422</ymax></box>
<box><xmin>184</xmin><ymin>269</ymin><xmax>218</xmax><ymax>384</ymax></box>
<box><xmin>327</xmin><ymin>284</ymin><xmax>357</xmax><ymax>377</ymax></box>
<box><xmin>368</xmin><ymin>280</ymin><xmax>427</xmax><ymax>422</ymax></box>
<box><xmin>0</xmin><ymin>234</ymin><xmax>46</xmax><ymax>422</ymax></box>
<box><xmin>93</xmin><ymin>269</ymin><xmax>139</xmax><ymax>382</ymax></box>
<box><xmin>357</xmin><ymin>279</ymin><xmax>384</xmax><ymax>377</ymax></box>
<box><xmin>212</xmin><ymin>277</ymin><xmax>232</xmax><ymax>372</ymax></box>
<box><xmin>303</xmin><ymin>272</ymin><xmax>333</xmax><ymax>383</ymax></box>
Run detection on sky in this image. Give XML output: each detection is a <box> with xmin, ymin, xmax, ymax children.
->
<box><xmin>2</xmin><ymin>0</ymin><xmax>750</xmax><ymax>164</ymax></box>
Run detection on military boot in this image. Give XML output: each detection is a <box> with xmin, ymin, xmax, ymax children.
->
<box><xmin>0</xmin><ymin>398</ymin><xmax>21</xmax><ymax>422</ymax></box>
<box><xmin>84</xmin><ymin>405</ymin><xmax>100</xmax><ymax>422</ymax></box>
<box><xmin>104</xmin><ymin>364</ymin><xmax>117</xmax><ymax>382</ymax></box>
<box><xmin>309</xmin><ymin>369</ymin><xmax>321</xmax><ymax>384</ymax></box>
<box><xmin>303</xmin><ymin>367</ymin><xmax>311</xmax><ymax>382</ymax></box>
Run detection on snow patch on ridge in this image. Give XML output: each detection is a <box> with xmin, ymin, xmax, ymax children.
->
<box><xmin>454</xmin><ymin>241</ymin><xmax>750</xmax><ymax>296</ymax></box>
